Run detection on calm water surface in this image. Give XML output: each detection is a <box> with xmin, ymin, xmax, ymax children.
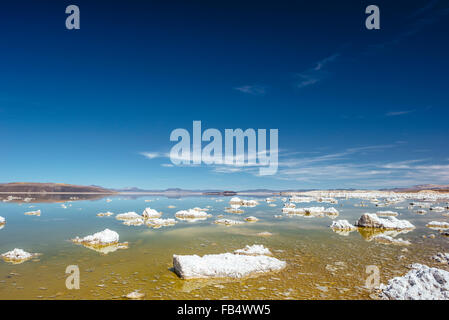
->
<box><xmin>0</xmin><ymin>195</ymin><xmax>448</xmax><ymax>299</ymax></box>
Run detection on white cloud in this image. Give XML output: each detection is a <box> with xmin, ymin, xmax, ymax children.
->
<box><xmin>234</xmin><ymin>85</ymin><xmax>267</xmax><ymax>96</ymax></box>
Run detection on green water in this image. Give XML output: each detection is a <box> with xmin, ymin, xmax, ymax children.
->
<box><xmin>0</xmin><ymin>195</ymin><xmax>448</xmax><ymax>299</ymax></box>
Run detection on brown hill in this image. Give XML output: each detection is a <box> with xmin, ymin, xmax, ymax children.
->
<box><xmin>0</xmin><ymin>182</ymin><xmax>114</xmax><ymax>193</ymax></box>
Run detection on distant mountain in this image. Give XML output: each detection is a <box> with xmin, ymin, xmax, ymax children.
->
<box><xmin>0</xmin><ymin>182</ymin><xmax>115</xmax><ymax>193</ymax></box>
<box><xmin>387</xmin><ymin>184</ymin><xmax>449</xmax><ymax>192</ymax></box>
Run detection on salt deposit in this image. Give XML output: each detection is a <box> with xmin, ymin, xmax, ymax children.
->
<box><xmin>426</xmin><ymin>221</ymin><xmax>449</xmax><ymax>230</ymax></box>
<box><xmin>245</xmin><ymin>216</ymin><xmax>259</xmax><ymax>222</ymax></box>
<box><xmin>97</xmin><ymin>211</ymin><xmax>114</xmax><ymax>217</ymax></box>
<box><xmin>175</xmin><ymin>209</ymin><xmax>210</xmax><ymax>221</ymax></box>
<box><xmin>234</xmin><ymin>244</ymin><xmax>271</xmax><ymax>256</ymax></box>
<box><xmin>1</xmin><ymin>248</ymin><xmax>40</xmax><ymax>264</ymax></box>
<box><xmin>214</xmin><ymin>219</ymin><xmax>244</xmax><ymax>226</ymax></box>
<box><xmin>173</xmin><ymin>246</ymin><xmax>285</xmax><ymax>279</ymax></box>
<box><xmin>376</xmin><ymin>211</ymin><xmax>399</xmax><ymax>217</ymax></box>
<box><xmin>145</xmin><ymin>218</ymin><xmax>177</xmax><ymax>228</ymax></box>
<box><xmin>72</xmin><ymin>229</ymin><xmax>119</xmax><ymax>246</ymax></box>
<box><xmin>116</xmin><ymin>212</ymin><xmax>141</xmax><ymax>220</ymax></box>
<box><xmin>24</xmin><ymin>209</ymin><xmax>41</xmax><ymax>216</ymax></box>
<box><xmin>142</xmin><ymin>207</ymin><xmax>162</xmax><ymax>218</ymax></box>
<box><xmin>432</xmin><ymin>253</ymin><xmax>449</xmax><ymax>264</ymax></box>
<box><xmin>355</xmin><ymin>213</ymin><xmax>415</xmax><ymax>230</ymax></box>
<box><xmin>380</xmin><ymin>264</ymin><xmax>449</xmax><ymax>300</ymax></box>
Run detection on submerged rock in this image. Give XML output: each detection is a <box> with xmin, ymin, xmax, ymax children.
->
<box><xmin>355</xmin><ymin>213</ymin><xmax>415</xmax><ymax>230</ymax></box>
<box><xmin>1</xmin><ymin>248</ymin><xmax>40</xmax><ymax>264</ymax></box>
<box><xmin>173</xmin><ymin>246</ymin><xmax>285</xmax><ymax>279</ymax></box>
<box><xmin>380</xmin><ymin>264</ymin><xmax>449</xmax><ymax>300</ymax></box>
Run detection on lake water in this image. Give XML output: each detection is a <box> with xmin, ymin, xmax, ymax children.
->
<box><xmin>0</xmin><ymin>194</ymin><xmax>448</xmax><ymax>299</ymax></box>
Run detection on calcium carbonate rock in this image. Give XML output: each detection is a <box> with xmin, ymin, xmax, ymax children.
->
<box><xmin>142</xmin><ymin>207</ymin><xmax>162</xmax><ymax>219</ymax></box>
<box><xmin>355</xmin><ymin>213</ymin><xmax>415</xmax><ymax>230</ymax></box>
<box><xmin>376</xmin><ymin>211</ymin><xmax>399</xmax><ymax>217</ymax></box>
<box><xmin>97</xmin><ymin>211</ymin><xmax>114</xmax><ymax>217</ymax></box>
<box><xmin>175</xmin><ymin>209</ymin><xmax>209</xmax><ymax>221</ymax></box>
<box><xmin>245</xmin><ymin>216</ymin><xmax>259</xmax><ymax>222</ymax></box>
<box><xmin>432</xmin><ymin>253</ymin><xmax>449</xmax><ymax>264</ymax></box>
<box><xmin>1</xmin><ymin>248</ymin><xmax>40</xmax><ymax>264</ymax></box>
<box><xmin>234</xmin><ymin>245</ymin><xmax>271</xmax><ymax>256</ymax></box>
<box><xmin>426</xmin><ymin>221</ymin><xmax>449</xmax><ymax>230</ymax></box>
<box><xmin>71</xmin><ymin>229</ymin><xmax>127</xmax><ymax>254</ymax></box>
<box><xmin>173</xmin><ymin>246</ymin><xmax>286</xmax><ymax>279</ymax></box>
<box><xmin>330</xmin><ymin>220</ymin><xmax>356</xmax><ymax>231</ymax></box>
<box><xmin>72</xmin><ymin>229</ymin><xmax>119</xmax><ymax>246</ymax></box>
<box><xmin>125</xmin><ymin>290</ymin><xmax>145</xmax><ymax>299</ymax></box>
<box><xmin>380</xmin><ymin>264</ymin><xmax>449</xmax><ymax>300</ymax></box>
<box><xmin>24</xmin><ymin>209</ymin><xmax>41</xmax><ymax>216</ymax></box>
<box><xmin>116</xmin><ymin>212</ymin><xmax>141</xmax><ymax>220</ymax></box>
<box><xmin>0</xmin><ymin>216</ymin><xmax>5</xmax><ymax>224</ymax></box>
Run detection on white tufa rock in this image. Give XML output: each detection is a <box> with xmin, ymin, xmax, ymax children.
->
<box><xmin>1</xmin><ymin>248</ymin><xmax>39</xmax><ymax>264</ymax></box>
<box><xmin>97</xmin><ymin>211</ymin><xmax>114</xmax><ymax>217</ymax></box>
<box><xmin>24</xmin><ymin>209</ymin><xmax>41</xmax><ymax>216</ymax></box>
<box><xmin>175</xmin><ymin>209</ymin><xmax>209</xmax><ymax>220</ymax></box>
<box><xmin>380</xmin><ymin>264</ymin><xmax>449</xmax><ymax>300</ymax></box>
<box><xmin>116</xmin><ymin>212</ymin><xmax>141</xmax><ymax>220</ymax></box>
<box><xmin>72</xmin><ymin>229</ymin><xmax>119</xmax><ymax>246</ymax></box>
<box><xmin>173</xmin><ymin>247</ymin><xmax>286</xmax><ymax>279</ymax></box>
<box><xmin>145</xmin><ymin>218</ymin><xmax>176</xmax><ymax>228</ymax></box>
<box><xmin>126</xmin><ymin>290</ymin><xmax>145</xmax><ymax>299</ymax></box>
<box><xmin>373</xmin><ymin>235</ymin><xmax>411</xmax><ymax>246</ymax></box>
<box><xmin>142</xmin><ymin>207</ymin><xmax>162</xmax><ymax>219</ymax></box>
<box><xmin>376</xmin><ymin>211</ymin><xmax>399</xmax><ymax>217</ymax></box>
<box><xmin>234</xmin><ymin>244</ymin><xmax>272</xmax><ymax>256</ymax></box>
<box><xmin>430</xmin><ymin>206</ymin><xmax>445</xmax><ymax>212</ymax></box>
<box><xmin>0</xmin><ymin>216</ymin><xmax>5</xmax><ymax>224</ymax></box>
<box><xmin>432</xmin><ymin>253</ymin><xmax>449</xmax><ymax>264</ymax></box>
<box><xmin>355</xmin><ymin>213</ymin><xmax>415</xmax><ymax>230</ymax></box>
<box><xmin>330</xmin><ymin>220</ymin><xmax>356</xmax><ymax>231</ymax></box>
<box><xmin>426</xmin><ymin>221</ymin><xmax>449</xmax><ymax>230</ymax></box>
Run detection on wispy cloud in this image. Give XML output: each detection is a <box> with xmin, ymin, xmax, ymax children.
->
<box><xmin>140</xmin><ymin>152</ymin><xmax>165</xmax><ymax>159</ymax></box>
<box><xmin>369</xmin><ymin>1</ymin><xmax>449</xmax><ymax>51</ymax></box>
<box><xmin>295</xmin><ymin>53</ymin><xmax>339</xmax><ymax>88</ymax></box>
<box><xmin>385</xmin><ymin>110</ymin><xmax>414</xmax><ymax>117</ymax></box>
<box><xmin>234</xmin><ymin>85</ymin><xmax>267</xmax><ymax>96</ymax></box>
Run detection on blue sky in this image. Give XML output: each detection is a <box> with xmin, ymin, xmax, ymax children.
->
<box><xmin>0</xmin><ymin>0</ymin><xmax>448</xmax><ymax>190</ymax></box>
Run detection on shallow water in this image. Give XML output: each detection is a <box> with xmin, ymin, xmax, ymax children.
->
<box><xmin>0</xmin><ymin>195</ymin><xmax>448</xmax><ymax>300</ymax></box>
